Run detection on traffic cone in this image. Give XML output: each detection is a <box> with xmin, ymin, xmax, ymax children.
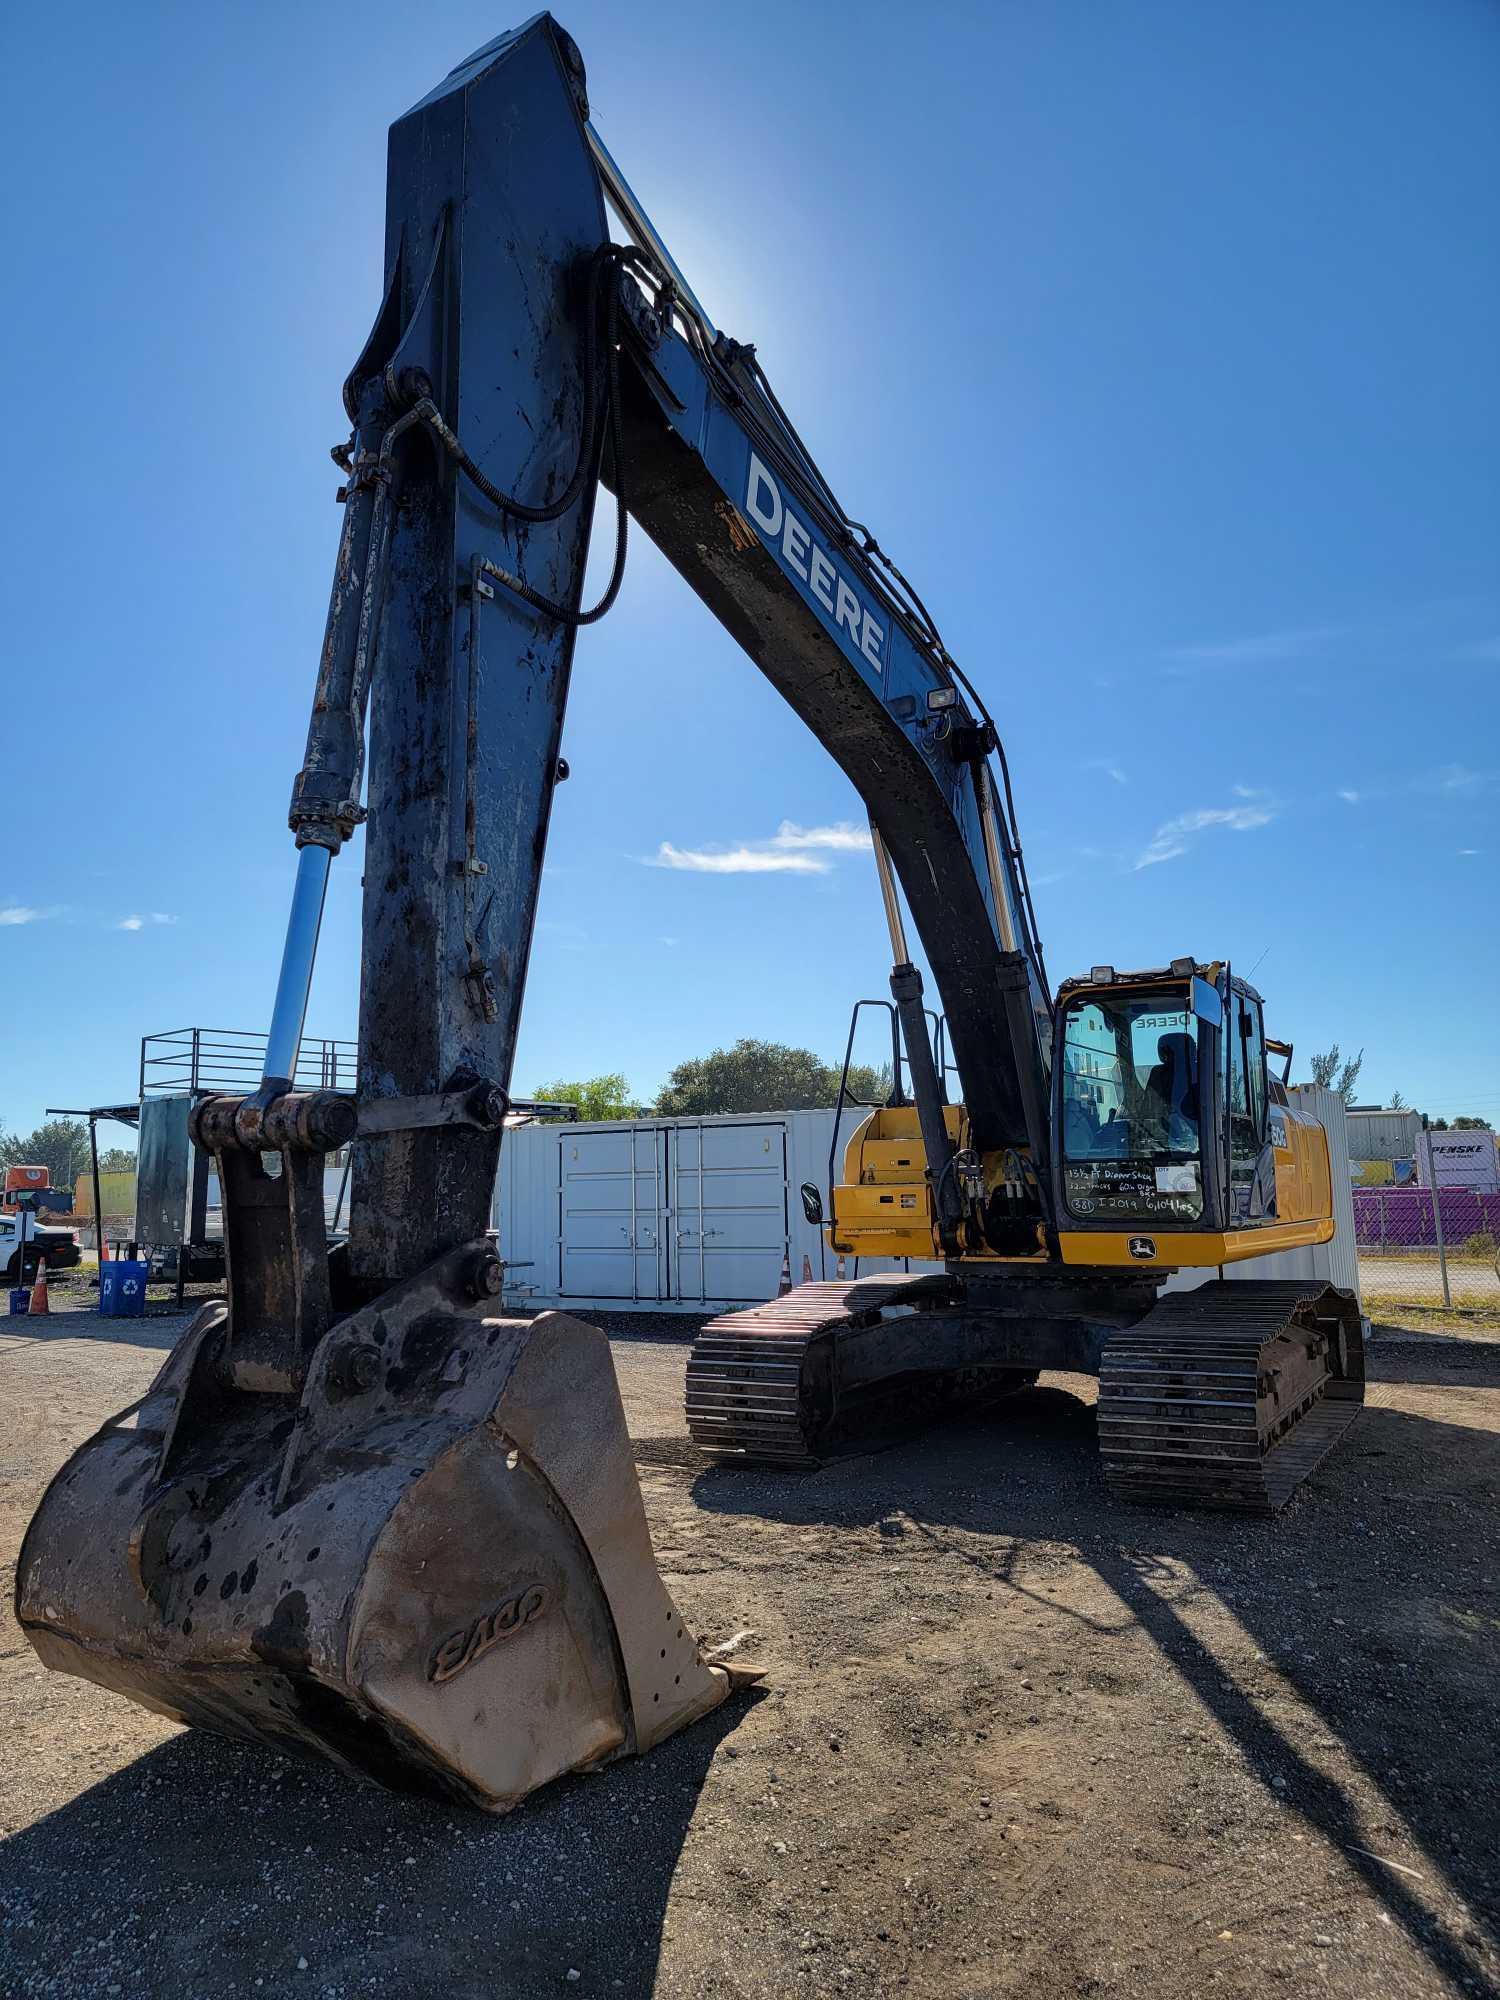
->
<box><xmin>99</xmin><ymin>1237</ymin><xmax>110</xmax><ymax>1262</ymax></box>
<box><xmin>29</xmin><ymin>1262</ymin><xmax>49</xmax><ymax>1315</ymax></box>
<box><xmin>801</xmin><ymin>1253</ymin><xmax>814</xmax><ymax>1286</ymax></box>
<box><xmin>777</xmin><ymin>1249</ymin><xmax>792</xmax><ymax>1297</ymax></box>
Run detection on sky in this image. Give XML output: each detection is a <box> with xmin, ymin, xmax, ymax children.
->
<box><xmin>2</xmin><ymin>0</ymin><xmax>1497</xmax><ymax>1142</ymax></box>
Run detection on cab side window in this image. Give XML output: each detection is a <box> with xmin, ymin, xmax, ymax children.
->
<box><xmin>1244</xmin><ymin>1002</ymin><xmax>1266</xmax><ymax>1140</ymax></box>
<box><xmin>1228</xmin><ymin>994</ymin><xmax>1269</xmax><ymax>1214</ymax></box>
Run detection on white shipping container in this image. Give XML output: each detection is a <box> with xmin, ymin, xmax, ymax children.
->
<box><xmin>494</xmin><ymin>1107</ymin><xmax>938</xmax><ymax>1314</ymax></box>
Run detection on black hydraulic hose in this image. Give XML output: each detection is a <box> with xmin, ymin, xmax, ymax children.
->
<box><xmin>449</xmin><ymin>245</ymin><xmax>612</xmax><ymax>525</ymax></box>
<box><xmin>426</xmin><ymin>245</ymin><xmax>632</xmax><ymax>629</ymax></box>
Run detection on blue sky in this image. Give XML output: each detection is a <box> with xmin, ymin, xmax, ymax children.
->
<box><xmin>2</xmin><ymin>0</ymin><xmax>1496</xmax><ymax>1139</ymax></box>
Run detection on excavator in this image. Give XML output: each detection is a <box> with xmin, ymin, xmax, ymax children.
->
<box><xmin>16</xmin><ymin>17</ymin><xmax>1363</xmax><ymax>1813</ymax></box>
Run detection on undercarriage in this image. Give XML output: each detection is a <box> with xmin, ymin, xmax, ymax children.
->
<box><xmin>687</xmin><ymin>1270</ymin><xmax>1364</xmax><ymax>1513</ymax></box>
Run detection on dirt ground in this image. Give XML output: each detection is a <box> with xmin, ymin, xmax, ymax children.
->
<box><xmin>2</xmin><ymin>1291</ymin><xmax>1497</xmax><ymax>2000</ymax></box>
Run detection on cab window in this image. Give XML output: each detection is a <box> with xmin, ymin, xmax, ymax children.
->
<box><xmin>1059</xmin><ymin>988</ymin><xmax>1204</xmax><ymax>1222</ymax></box>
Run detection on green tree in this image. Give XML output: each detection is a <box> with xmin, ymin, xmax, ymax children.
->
<box><xmin>654</xmin><ymin>1039</ymin><xmax>886</xmax><ymax>1117</ymax></box>
<box><xmin>0</xmin><ymin>1118</ymin><xmax>93</xmax><ymax>1193</ymax></box>
<box><xmin>97</xmin><ymin>1147</ymin><xmax>138</xmax><ymax>1172</ymax></box>
<box><xmin>1452</xmin><ymin>1116</ymin><xmax>1494</xmax><ymax>1131</ymax></box>
<box><xmin>532</xmin><ymin>1074</ymin><xmax>644</xmax><ymax>1121</ymax></box>
<box><xmin>1306</xmin><ymin>1044</ymin><xmax>1364</xmax><ymax>1103</ymax></box>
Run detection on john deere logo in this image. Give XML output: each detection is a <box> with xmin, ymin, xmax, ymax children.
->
<box><xmin>1128</xmin><ymin>1237</ymin><xmax>1156</xmax><ymax>1261</ymax></box>
<box><xmin>429</xmin><ymin>1586</ymin><xmax>545</xmax><ymax>1683</ymax></box>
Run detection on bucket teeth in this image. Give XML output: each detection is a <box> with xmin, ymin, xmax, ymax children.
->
<box><xmin>17</xmin><ymin>1293</ymin><xmax>740</xmax><ymax>1811</ymax></box>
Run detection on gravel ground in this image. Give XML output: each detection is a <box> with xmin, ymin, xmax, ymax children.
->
<box><xmin>2</xmin><ymin>1295</ymin><xmax>1497</xmax><ymax>2000</ymax></box>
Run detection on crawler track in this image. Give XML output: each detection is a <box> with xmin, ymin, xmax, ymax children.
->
<box><xmin>1096</xmin><ymin>1279</ymin><xmax>1365</xmax><ymax>1513</ymax></box>
<box><xmin>685</xmin><ymin>1273</ymin><xmax>963</xmax><ymax>1465</ymax></box>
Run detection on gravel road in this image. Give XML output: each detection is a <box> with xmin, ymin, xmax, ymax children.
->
<box><xmin>2</xmin><ymin>1300</ymin><xmax>1497</xmax><ymax>1999</ymax></box>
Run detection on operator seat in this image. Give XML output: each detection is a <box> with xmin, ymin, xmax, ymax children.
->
<box><xmin>1146</xmin><ymin>1032</ymin><xmax>1199</xmax><ymax>1128</ymax></box>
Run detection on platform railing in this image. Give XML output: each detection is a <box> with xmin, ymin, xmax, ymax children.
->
<box><xmin>139</xmin><ymin>1028</ymin><xmax>358</xmax><ymax>1100</ymax></box>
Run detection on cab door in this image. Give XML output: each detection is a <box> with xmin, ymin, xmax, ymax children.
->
<box><xmin>1226</xmin><ymin>991</ymin><xmax>1274</xmax><ymax>1222</ymax></box>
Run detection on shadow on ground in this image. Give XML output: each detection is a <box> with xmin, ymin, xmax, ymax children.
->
<box><xmin>0</xmin><ymin>1685</ymin><xmax>761</xmax><ymax>1998</ymax></box>
<box><xmin>685</xmin><ymin>1374</ymin><xmax>1500</xmax><ymax>1998</ymax></box>
<box><xmin>0</xmin><ymin>1308</ymin><xmax>188</xmax><ymax>1356</ymax></box>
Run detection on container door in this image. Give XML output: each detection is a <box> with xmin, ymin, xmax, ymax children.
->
<box><xmin>558</xmin><ymin>1127</ymin><xmax>666</xmax><ymax>1300</ymax></box>
<box><xmin>671</xmin><ymin>1122</ymin><xmax>788</xmax><ymax>1304</ymax></box>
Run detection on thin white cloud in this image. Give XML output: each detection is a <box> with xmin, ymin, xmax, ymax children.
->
<box><xmin>536</xmin><ymin>919</ymin><xmax>588</xmax><ymax>952</ymax></box>
<box><xmin>1458</xmin><ymin>848</ymin><xmax>1480</xmax><ymax>856</ymax></box>
<box><xmin>1</xmin><ymin>906</ymin><xmax>41</xmax><ymax>926</ymax></box>
<box><xmin>770</xmin><ymin>820</ymin><xmax>873</xmax><ymax>853</ymax></box>
<box><xmin>149</xmin><ymin>912</ymin><xmax>178</xmax><ymax>926</ymax></box>
<box><xmin>118</xmin><ymin>911</ymin><xmax>178</xmax><ymax>932</ymax></box>
<box><xmin>1135</xmin><ymin>796</ymin><xmax>1277</xmax><ymax>870</ymax></box>
<box><xmin>645</xmin><ymin>818</ymin><xmax>872</xmax><ymax>877</ymax></box>
<box><xmin>1337</xmin><ymin>788</ymin><xmax>1361</xmax><ymax>805</ymax></box>
<box><xmin>659</xmin><ymin>935</ymin><xmax>680</xmax><ymax>946</ymax></box>
<box><xmin>1438</xmin><ymin>764</ymin><xmax>1485</xmax><ymax>793</ymax></box>
<box><xmin>649</xmin><ymin>842</ymin><xmax>829</xmax><ymax>875</ymax></box>
<box><xmin>1164</xmin><ymin>623</ymin><xmax>1346</xmax><ymax>665</ymax></box>
<box><xmin>118</xmin><ymin>915</ymin><xmax>144</xmax><ymax>931</ymax></box>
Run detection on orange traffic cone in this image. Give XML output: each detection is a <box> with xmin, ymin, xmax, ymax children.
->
<box><xmin>801</xmin><ymin>1253</ymin><xmax>814</xmax><ymax>1286</ymax></box>
<box><xmin>99</xmin><ymin>1237</ymin><xmax>110</xmax><ymax>1262</ymax></box>
<box><xmin>777</xmin><ymin>1249</ymin><xmax>793</xmax><ymax>1297</ymax></box>
<box><xmin>29</xmin><ymin>1262</ymin><xmax>49</xmax><ymax>1315</ymax></box>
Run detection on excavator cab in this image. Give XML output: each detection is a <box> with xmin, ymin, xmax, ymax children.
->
<box><xmin>1051</xmin><ymin>961</ymin><xmax>1337</xmax><ymax>1270</ymax></box>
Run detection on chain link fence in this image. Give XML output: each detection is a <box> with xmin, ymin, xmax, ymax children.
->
<box><xmin>1354</xmin><ymin>1186</ymin><xmax>1500</xmax><ymax>1315</ymax></box>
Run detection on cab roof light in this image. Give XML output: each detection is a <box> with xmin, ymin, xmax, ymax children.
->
<box><xmin>1170</xmin><ymin>956</ymin><xmax>1195</xmax><ymax>976</ymax></box>
<box><xmin>927</xmin><ymin>687</ymin><xmax>959</xmax><ymax>711</ymax></box>
<box><xmin>1090</xmin><ymin>965</ymin><xmax>1115</xmax><ymax>983</ymax></box>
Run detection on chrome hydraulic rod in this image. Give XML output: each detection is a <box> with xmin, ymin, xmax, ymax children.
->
<box><xmin>260</xmin><ymin>842</ymin><xmax>332</xmax><ymax>1092</ymax></box>
<box><xmin>974</xmin><ymin>763</ymin><xmax>1021</xmax><ymax>955</ymax></box>
<box><xmin>585</xmin><ymin>122</ymin><xmax>717</xmax><ymax>340</ymax></box>
<box><xmin>868</xmin><ymin>822</ymin><xmax>910</xmax><ymax>964</ymax></box>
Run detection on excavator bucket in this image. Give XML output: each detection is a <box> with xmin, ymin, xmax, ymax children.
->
<box><xmin>16</xmin><ymin>1274</ymin><xmax>741</xmax><ymax>1810</ymax></box>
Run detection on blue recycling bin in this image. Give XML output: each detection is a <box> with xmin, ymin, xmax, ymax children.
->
<box><xmin>99</xmin><ymin>1260</ymin><xmax>149</xmax><ymax>1318</ymax></box>
<box><xmin>8</xmin><ymin>1287</ymin><xmax>29</xmax><ymax>1316</ymax></box>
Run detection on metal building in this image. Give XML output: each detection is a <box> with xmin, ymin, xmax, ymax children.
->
<box><xmin>1345</xmin><ymin>1105</ymin><xmax>1422</xmax><ymax>1162</ymax></box>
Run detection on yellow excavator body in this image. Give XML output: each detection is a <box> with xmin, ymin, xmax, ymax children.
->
<box><xmin>826</xmin><ymin>969</ymin><xmax>1338</xmax><ymax>1275</ymax></box>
